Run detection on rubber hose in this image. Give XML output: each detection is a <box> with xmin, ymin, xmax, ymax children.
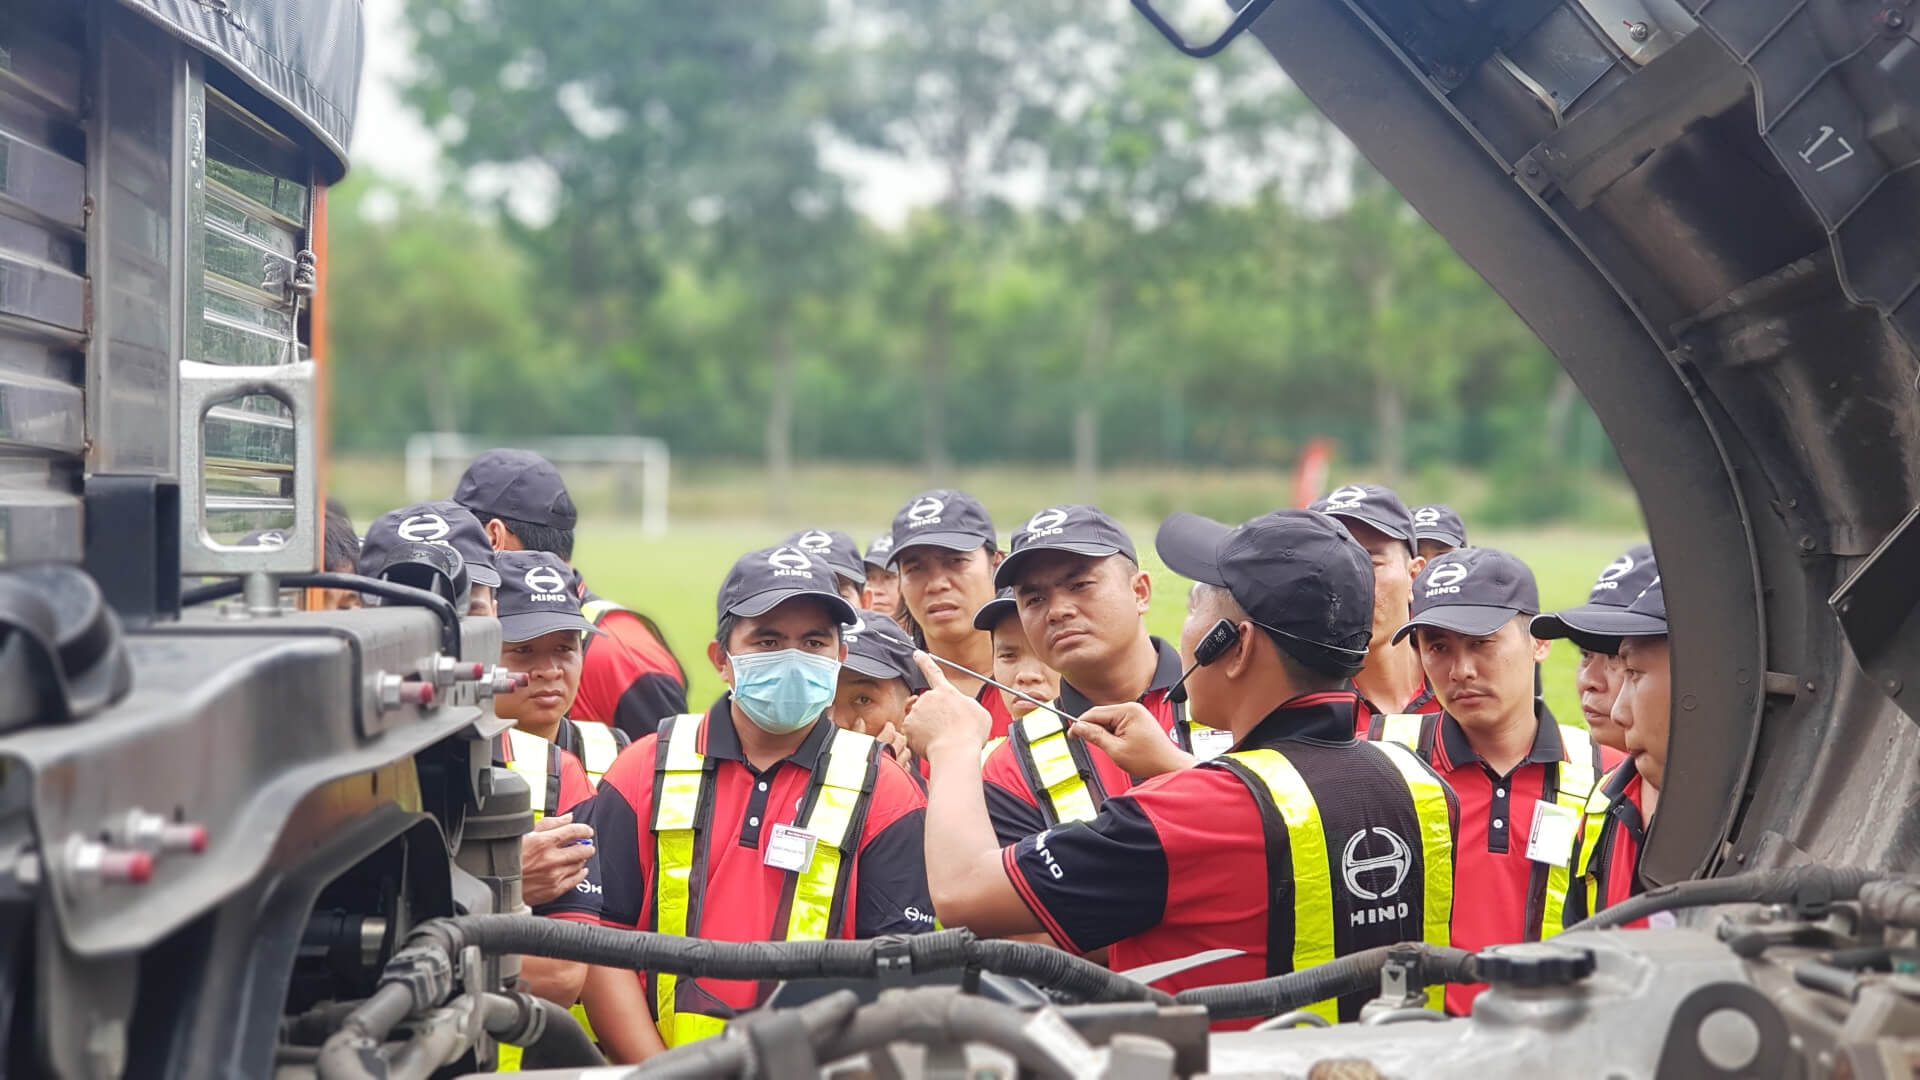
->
<box><xmin>181</xmin><ymin>572</ymin><xmax>463</xmax><ymax>659</ymax></box>
<box><xmin>1174</xmin><ymin>944</ymin><xmax>1476</xmax><ymax>1020</ymax></box>
<box><xmin>1564</xmin><ymin>865</ymin><xmax>1885</xmax><ymax>932</ymax></box>
<box><xmin>1859</xmin><ymin>879</ymin><xmax>1920</xmax><ymax>929</ymax></box>
<box><xmin>314</xmin><ymin>983</ymin><xmax>418</xmax><ymax>1080</ymax></box>
<box><xmin>518</xmin><ymin>998</ymin><xmax>608</xmax><ymax>1069</ymax></box>
<box><xmin>406</xmin><ymin>916</ymin><xmax>1168</xmax><ymax>1005</ymax></box>
<box><xmin>629</xmin><ymin>990</ymin><xmax>862</xmax><ymax>1080</ymax></box>
<box><xmin>811</xmin><ymin>989</ymin><xmax>1080</xmax><ymax>1080</ymax></box>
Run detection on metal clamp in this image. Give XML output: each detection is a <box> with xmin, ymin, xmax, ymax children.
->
<box><xmin>177</xmin><ymin>358</ymin><xmax>318</xmax><ymax>576</ymax></box>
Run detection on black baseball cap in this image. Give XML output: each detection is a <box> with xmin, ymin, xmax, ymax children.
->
<box><xmin>717</xmin><ymin>545</ymin><xmax>859</xmax><ymax>626</ymax></box>
<box><xmin>1310</xmin><ymin>483</ymin><xmax>1417</xmax><ymax>556</ymax></box>
<box><xmin>1156</xmin><ymin>509</ymin><xmax>1374</xmax><ymax>676</ymax></box>
<box><xmin>1530</xmin><ymin>543</ymin><xmax>1658</xmax><ymax>653</ymax></box>
<box><xmin>453</xmin><ymin>449</ymin><xmax>578</xmax><ymax>529</ymax></box>
<box><xmin>841</xmin><ymin>610</ymin><xmax>926</xmax><ymax>690</ymax></box>
<box><xmin>863</xmin><ymin>531</ymin><xmax>896</xmax><ymax>571</ymax></box>
<box><xmin>994</xmin><ymin>505</ymin><xmax>1137</xmax><ymax>590</ymax></box>
<box><xmin>238</xmin><ymin>528</ymin><xmax>291</xmax><ymax>548</ymax></box>
<box><xmin>357</xmin><ymin>530</ymin><xmax>469</xmax><ymax>606</ymax></box>
<box><xmin>1411</xmin><ymin>504</ymin><xmax>1468</xmax><ymax>549</ymax></box>
<box><xmin>364</xmin><ymin>500</ymin><xmax>501</xmax><ymax>588</ymax></box>
<box><xmin>887</xmin><ymin>489</ymin><xmax>997</xmax><ymax>567</ymax></box>
<box><xmin>494</xmin><ymin>551</ymin><xmax>597</xmax><ymax>642</ymax></box>
<box><xmin>785</xmin><ymin>528</ymin><xmax>867</xmax><ymax>586</ymax></box>
<box><xmin>972</xmin><ymin>587</ymin><xmax>1019</xmax><ymax>631</ymax></box>
<box><xmin>1393</xmin><ymin>546</ymin><xmax>1540</xmax><ymax>644</ymax></box>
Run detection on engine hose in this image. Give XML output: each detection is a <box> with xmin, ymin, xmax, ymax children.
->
<box><xmin>1174</xmin><ymin>944</ymin><xmax>1477</xmax><ymax>1021</ymax></box>
<box><xmin>313</xmin><ymin>983</ymin><xmax>424</xmax><ymax>1080</ymax></box>
<box><xmin>1859</xmin><ymin>879</ymin><xmax>1920</xmax><ymax>929</ymax></box>
<box><xmin>1564</xmin><ymin>865</ymin><xmax>1885</xmax><ymax>933</ymax></box>
<box><xmin>810</xmin><ymin>989</ymin><xmax>1083</xmax><ymax>1080</ymax></box>
<box><xmin>480</xmin><ymin>993</ymin><xmax>606</xmax><ymax>1069</ymax></box>
<box><xmin>630</xmin><ymin>990</ymin><xmax>860</xmax><ymax>1080</ymax></box>
<box><xmin>402</xmin><ymin>916</ymin><xmax>1170</xmax><ymax>1005</ymax></box>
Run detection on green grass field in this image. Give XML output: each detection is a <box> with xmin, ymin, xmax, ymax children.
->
<box><xmin>570</xmin><ymin>521</ymin><xmax>1640</xmax><ymax>726</ymax></box>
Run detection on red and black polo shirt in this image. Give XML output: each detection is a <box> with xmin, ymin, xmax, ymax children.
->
<box><xmin>1001</xmin><ymin>690</ymin><xmax>1459</xmax><ymax>1029</ymax></box>
<box><xmin>981</xmin><ymin>636</ymin><xmax>1188</xmax><ymax>845</ymax></box>
<box><xmin>571</xmin><ymin>578</ymin><xmax>690</xmax><ymax>741</ymax></box>
<box><xmin>548</xmin><ymin>696</ymin><xmax>933</xmax><ymax>1017</ymax></box>
<box><xmin>1572</xmin><ymin>759</ymin><xmax>1649</xmax><ymax>927</ymax></box>
<box><xmin>1376</xmin><ymin>703</ymin><xmax>1602</xmax><ymax>1014</ymax></box>
<box><xmin>1353</xmin><ymin>679</ymin><xmax>1442</xmax><ymax>737</ymax></box>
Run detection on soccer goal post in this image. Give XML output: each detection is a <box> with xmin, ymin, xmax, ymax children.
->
<box><xmin>404</xmin><ymin>433</ymin><xmax>671</xmax><ymax>538</ymax></box>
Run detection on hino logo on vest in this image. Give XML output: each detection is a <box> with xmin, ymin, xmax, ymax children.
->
<box><xmin>1324</xmin><ymin>485</ymin><xmax>1367</xmax><ymax>511</ymax></box>
<box><xmin>906</xmin><ymin>496</ymin><xmax>944</xmax><ymax>528</ymax></box>
<box><xmin>1342</xmin><ymin>826</ymin><xmax>1412</xmax><ymax>904</ymax></box>
<box><xmin>1034</xmin><ymin>829</ymin><xmax>1064</xmax><ymax>879</ymax></box>
<box><xmin>768</xmin><ymin>546</ymin><xmax>816</xmax><ymax>578</ymax></box>
<box><xmin>1594</xmin><ymin>553</ymin><xmax>1634</xmax><ymax>590</ymax></box>
<box><xmin>523</xmin><ymin>565</ymin><xmax>569</xmax><ymax>600</ymax></box>
<box><xmin>1412</xmin><ymin>506</ymin><xmax>1441</xmax><ymax>528</ymax></box>
<box><xmin>1424</xmin><ymin>561</ymin><xmax>1468</xmax><ymax>597</ymax></box>
<box><xmin>797</xmin><ymin>530</ymin><xmax>834</xmax><ymax>554</ymax></box>
<box><xmin>398</xmin><ymin>513</ymin><xmax>452</xmax><ymax>543</ymax></box>
<box><xmin>1025</xmin><ymin>507</ymin><xmax>1069</xmax><ymax>539</ymax></box>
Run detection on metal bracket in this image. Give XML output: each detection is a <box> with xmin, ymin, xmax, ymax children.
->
<box><xmin>177</xmin><ymin>358</ymin><xmax>319</xmax><ymax>577</ymax></box>
<box><xmin>1130</xmin><ymin>0</ymin><xmax>1281</xmax><ymax>58</ymax></box>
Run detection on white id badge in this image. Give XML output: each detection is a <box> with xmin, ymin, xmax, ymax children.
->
<box><xmin>1190</xmin><ymin>727</ymin><xmax>1235</xmax><ymax>761</ymax></box>
<box><xmin>1525</xmin><ymin>801</ymin><xmax>1582</xmax><ymax>865</ymax></box>
<box><xmin>765</xmin><ymin>824</ymin><xmax>818</xmax><ymax>873</ymax></box>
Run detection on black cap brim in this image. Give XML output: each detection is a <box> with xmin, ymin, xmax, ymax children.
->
<box><xmin>727</xmin><ymin>587</ymin><xmax>859</xmax><ymax>626</ymax></box>
<box><xmin>1155</xmin><ymin>513</ymin><xmax>1232</xmax><ymax>587</ymax></box>
<box><xmin>992</xmin><ymin>542</ymin><xmax>1125</xmax><ymax>590</ymax></box>
<box><xmin>1535</xmin><ymin>605</ymin><xmax>1668</xmax><ymax>640</ymax></box>
<box><xmin>862</xmin><ymin>554</ymin><xmax>891</xmax><ymax>571</ymax></box>
<box><xmin>1392</xmin><ymin>604</ymin><xmax>1527</xmax><ymax>644</ymax></box>
<box><xmin>886</xmin><ymin>532</ymin><xmax>991</xmax><ymax>567</ymax></box>
<box><xmin>1325</xmin><ymin>510</ymin><xmax>1414</xmax><ymax>543</ymax></box>
<box><xmin>468</xmin><ymin>565</ymin><xmax>502</xmax><ymax>588</ymax></box>
<box><xmin>1414</xmin><ymin>529</ymin><xmax>1467</xmax><ymax>548</ymax></box>
<box><xmin>842</xmin><ymin>653</ymin><xmax>912</xmax><ymax>682</ymax></box>
<box><xmin>499</xmin><ymin>611</ymin><xmax>600</xmax><ymax>642</ymax></box>
<box><xmin>972</xmin><ymin>595</ymin><xmax>1018</xmax><ymax>631</ymax></box>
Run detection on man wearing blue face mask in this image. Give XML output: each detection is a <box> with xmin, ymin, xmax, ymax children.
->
<box><xmin>552</xmin><ymin>544</ymin><xmax>934</xmax><ymax>1062</ymax></box>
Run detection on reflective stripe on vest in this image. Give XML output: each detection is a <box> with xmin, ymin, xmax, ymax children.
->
<box><xmin>1010</xmin><ymin>704</ymin><xmax>1209</xmax><ymax>827</ymax></box>
<box><xmin>570</xmin><ymin>718</ymin><xmax>624</xmax><ymax>786</ymax></box>
<box><xmin>1377</xmin><ymin>713</ymin><xmax>1427</xmax><ymax>753</ymax></box>
<box><xmin>503</xmin><ymin>729</ymin><xmax>561</xmax><ymax>819</ymax></box>
<box><xmin>1370</xmin><ymin>740</ymin><xmax>1455</xmax><ymax>1011</ymax></box>
<box><xmin>1225</xmin><ymin>747</ymin><xmax>1340</xmax><ymax>1021</ymax></box>
<box><xmin>1538</xmin><ymin>726</ymin><xmax>1598</xmax><ymax>940</ymax></box>
<box><xmin>649</xmin><ymin>713</ymin><xmax>878</xmax><ymax>1047</ymax></box>
<box><xmin>1569</xmin><ymin>761</ymin><xmax>1637</xmax><ymax>925</ymax></box>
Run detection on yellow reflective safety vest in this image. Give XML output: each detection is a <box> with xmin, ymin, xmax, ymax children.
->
<box><xmin>559</xmin><ymin>717</ymin><xmax>629</xmax><ymax>788</ymax></box>
<box><xmin>1008</xmin><ymin>697</ymin><xmax>1210</xmax><ymax>827</ymax></box>
<box><xmin>1564</xmin><ymin>759</ymin><xmax>1644</xmax><ymax>928</ymax></box>
<box><xmin>501</xmin><ymin>729</ymin><xmax>566</xmax><ymax>820</ymax></box>
<box><xmin>649</xmin><ymin>712</ymin><xmax>881</xmax><ymax>1047</ymax></box>
<box><xmin>1216</xmin><ymin>739</ymin><xmax>1455</xmax><ymax>1021</ymax></box>
<box><xmin>1375</xmin><ymin>714</ymin><xmax>1599</xmax><ymax>942</ymax></box>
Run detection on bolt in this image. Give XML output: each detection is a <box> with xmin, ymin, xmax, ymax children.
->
<box><xmin>1889</xmin><ymin>10</ymin><xmax>1907</xmax><ymax>29</ymax></box>
<box><xmin>1890</xmin><ymin>679</ymin><xmax>1904</xmax><ymax>696</ymax></box>
<box><xmin>65</xmin><ymin>836</ymin><xmax>153</xmax><ymax>885</ymax></box>
<box><xmin>1805</xmin><ymin>680</ymin><xmax>1817</xmax><ymax>693</ymax></box>
<box><xmin>119</xmin><ymin>810</ymin><xmax>208</xmax><ymax>854</ymax></box>
<box><xmin>375</xmin><ymin>672</ymin><xmax>437</xmax><ymax>711</ymax></box>
<box><xmin>1799</xmin><ymin>535</ymin><xmax>1817</xmax><ymax>552</ymax></box>
<box><xmin>1681</xmin><ymin>693</ymin><xmax>1698</xmax><ymax>711</ymax></box>
<box><xmin>1524</xmin><ymin>160</ymin><xmax>1542</xmax><ymax>177</ymax></box>
<box><xmin>1628</xmin><ymin>20</ymin><xmax>1651</xmax><ymax>40</ymax></box>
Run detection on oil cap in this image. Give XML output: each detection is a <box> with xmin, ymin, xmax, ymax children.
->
<box><xmin>1476</xmin><ymin>943</ymin><xmax>1596</xmax><ymax>988</ymax></box>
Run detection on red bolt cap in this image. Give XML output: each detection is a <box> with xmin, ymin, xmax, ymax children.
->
<box><xmin>104</xmin><ymin>851</ymin><xmax>155</xmax><ymax>884</ymax></box>
<box><xmin>467</xmin><ymin>663</ymin><xmax>487</xmax><ymax>679</ymax></box>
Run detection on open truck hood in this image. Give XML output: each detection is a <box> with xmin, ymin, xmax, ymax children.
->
<box><xmin>1223</xmin><ymin>0</ymin><xmax>1920</xmax><ymax>884</ymax></box>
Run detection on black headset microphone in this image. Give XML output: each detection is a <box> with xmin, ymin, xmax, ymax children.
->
<box><xmin>1166</xmin><ymin>619</ymin><xmax>1241</xmax><ymax>705</ymax></box>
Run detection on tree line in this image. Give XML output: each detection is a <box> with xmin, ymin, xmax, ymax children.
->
<box><xmin>325</xmin><ymin>0</ymin><xmax>1618</xmax><ymax>520</ymax></box>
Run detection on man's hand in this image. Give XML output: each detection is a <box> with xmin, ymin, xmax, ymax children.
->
<box><xmin>521</xmin><ymin>813</ymin><xmax>594</xmax><ymax>906</ymax></box>
<box><xmin>902</xmin><ymin>652</ymin><xmax>994</xmax><ymax>763</ymax></box>
<box><xmin>1070</xmin><ymin>703</ymin><xmax>1195</xmax><ymax>778</ymax></box>
<box><xmin>873</xmin><ymin>721</ymin><xmax>915</xmax><ymax>773</ymax></box>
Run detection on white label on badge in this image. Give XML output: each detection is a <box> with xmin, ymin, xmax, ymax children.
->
<box><xmin>1526</xmin><ymin>801</ymin><xmax>1581</xmax><ymax>865</ymax></box>
<box><xmin>1190</xmin><ymin>726</ymin><xmax>1235</xmax><ymax>761</ymax></box>
<box><xmin>765</xmin><ymin>824</ymin><xmax>817</xmax><ymax>873</ymax></box>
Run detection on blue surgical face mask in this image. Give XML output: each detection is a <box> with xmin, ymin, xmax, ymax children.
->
<box><xmin>728</xmin><ymin>649</ymin><xmax>842</xmax><ymax>734</ymax></box>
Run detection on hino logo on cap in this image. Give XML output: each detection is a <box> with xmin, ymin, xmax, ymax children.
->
<box><xmin>872</xmin><ymin>534</ymin><xmax>894</xmax><ymax>553</ymax></box>
<box><xmin>251</xmin><ymin>530</ymin><xmax>289</xmax><ymax>547</ymax></box>
<box><xmin>797</xmin><ymin>530</ymin><xmax>834</xmax><ymax>553</ymax></box>
<box><xmin>1025</xmin><ymin>507</ymin><xmax>1069</xmax><ymax>540</ymax></box>
<box><xmin>768</xmin><ymin>546</ymin><xmax>816</xmax><ymax>578</ymax></box>
<box><xmin>1324</xmin><ymin>485</ymin><xmax>1367</xmax><ymax>511</ymax></box>
<box><xmin>523</xmin><ymin>565</ymin><xmax>568</xmax><ymax>600</ymax></box>
<box><xmin>844</xmin><ymin>616</ymin><xmax>867</xmax><ymax>645</ymax></box>
<box><xmin>1412</xmin><ymin>506</ymin><xmax>1441</xmax><ymax>527</ymax></box>
<box><xmin>398</xmin><ymin>513</ymin><xmax>452</xmax><ymax>543</ymax></box>
<box><xmin>1424</xmin><ymin>561</ymin><xmax>1468</xmax><ymax>597</ymax></box>
<box><xmin>1594</xmin><ymin>553</ymin><xmax>1634</xmax><ymax>591</ymax></box>
<box><xmin>906</xmin><ymin>496</ymin><xmax>944</xmax><ymax>528</ymax></box>
<box><xmin>1342</xmin><ymin>826</ymin><xmax>1412</xmax><ymax>914</ymax></box>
